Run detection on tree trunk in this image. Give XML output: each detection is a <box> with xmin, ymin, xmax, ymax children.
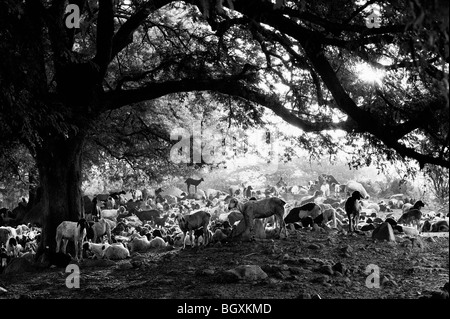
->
<box><xmin>34</xmin><ymin>132</ymin><xmax>86</xmax><ymax>258</ymax></box>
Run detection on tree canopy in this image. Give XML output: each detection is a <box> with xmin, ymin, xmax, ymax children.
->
<box><xmin>0</xmin><ymin>0</ymin><xmax>448</xmax><ymax>251</ymax></box>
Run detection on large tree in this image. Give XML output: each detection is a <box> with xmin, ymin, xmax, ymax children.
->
<box><xmin>0</xmin><ymin>0</ymin><xmax>448</xmax><ymax>256</ymax></box>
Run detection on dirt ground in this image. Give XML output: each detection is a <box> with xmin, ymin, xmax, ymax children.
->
<box><xmin>0</xmin><ymin>211</ymin><xmax>448</xmax><ymax>303</ymax></box>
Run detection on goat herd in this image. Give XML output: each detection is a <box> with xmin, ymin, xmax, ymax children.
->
<box><xmin>0</xmin><ymin>177</ymin><xmax>449</xmax><ymax>273</ymax></box>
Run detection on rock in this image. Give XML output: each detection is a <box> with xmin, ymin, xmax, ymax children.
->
<box><xmin>410</xmin><ymin>237</ymin><xmax>425</xmax><ymax>249</ymax></box>
<box><xmin>361</xmin><ymin>224</ymin><xmax>375</xmax><ymax>231</ymax></box>
<box><xmin>116</xmin><ymin>261</ymin><xmax>133</xmax><ymax>270</ymax></box>
<box><xmin>318</xmin><ymin>265</ymin><xmax>334</xmax><ymax>275</ymax></box>
<box><xmin>131</xmin><ymin>261</ymin><xmax>143</xmax><ymax>268</ymax></box>
<box><xmin>384</xmin><ymin>218</ymin><xmax>397</xmax><ymax>226</ymax></box>
<box><xmin>224</xmin><ymin>265</ymin><xmax>268</xmax><ymax>282</ymax></box>
<box><xmin>311</xmin><ymin>275</ymin><xmax>330</xmax><ymax>284</ymax></box>
<box><xmin>298</xmin><ymin>257</ymin><xmax>314</xmax><ymax>264</ymax></box>
<box><xmin>4</xmin><ymin>257</ymin><xmax>36</xmax><ymax>274</ymax></box>
<box><xmin>308</xmin><ymin>244</ymin><xmax>321</xmax><ymax>250</ymax></box>
<box><xmin>199</xmin><ymin>269</ymin><xmax>215</xmax><ymax>276</ymax></box>
<box><xmin>332</xmin><ymin>262</ymin><xmax>346</xmax><ymax>275</ymax></box>
<box><xmin>289</xmin><ymin>266</ymin><xmax>305</xmax><ymax>275</ymax></box>
<box><xmin>340</xmin><ymin>245</ymin><xmax>353</xmax><ymax>255</ymax></box>
<box><xmin>296</xmin><ymin>292</ymin><xmax>312</xmax><ymax>299</ymax></box>
<box><xmin>372</xmin><ymin>222</ymin><xmax>396</xmax><ymax>242</ymax></box>
<box><xmin>327</xmin><ymin>236</ymin><xmax>338</xmax><ymax>245</ymax></box>
<box><xmin>217</xmin><ymin>270</ymin><xmax>241</xmax><ymax>283</ymax></box>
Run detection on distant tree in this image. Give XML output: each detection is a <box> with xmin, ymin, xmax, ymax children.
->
<box><xmin>424</xmin><ymin>165</ymin><xmax>449</xmax><ymax>211</ymax></box>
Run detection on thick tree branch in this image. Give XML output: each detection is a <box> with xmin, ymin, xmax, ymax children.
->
<box><xmin>93</xmin><ymin>0</ymin><xmax>115</xmax><ymax>76</ymax></box>
<box><xmin>110</xmin><ymin>0</ymin><xmax>172</xmax><ymax>62</ymax></box>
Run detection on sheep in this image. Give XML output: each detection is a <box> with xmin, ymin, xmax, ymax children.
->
<box><xmin>55</xmin><ymin>219</ymin><xmax>89</xmax><ymax>261</ymax></box>
<box><xmin>128</xmin><ymin>235</ymin><xmax>151</xmax><ymax>253</ymax></box>
<box><xmin>175</xmin><ymin>210</ymin><xmax>211</xmax><ymax>249</ymax></box>
<box><xmin>90</xmin><ymin>218</ymin><xmax>112</xmax><ymax>243</ymax></box>
<box><xmin>149</xmin><ymin>236</ymin><xmax>167</xmax><ymax>248</ymax></box>
<box><xmin>82</xmin><ymin>242</ymin><xmax>110</xmax><ymax>259</ymax></box>
<box><xmin>345</xmin><ymin>181</ymin><xmax>370</xmax><ymax>199</ymax></box>
<box><xmin>101</xmin><ymin>206</ymin><xmax>127</xmax><ymax>221</ymax></box>
<box><xmin>227</xmin><ymin>211</ymin><xmax>244</xmax><ymax>226</ymax></box>
<box><xmin>284</xmin><ymin>203</ymin><xmax>322</xmax><ymax>224</ymax></box>
<box><xmin>228</xmin><ymin>197</ymin><xmax>287</xmax><ymax>239</ymax></box>
<box><xmin>6</xmin><ymin>237</ymin><xmax>23</xmax><ymax>258</ymax></box>
<box><xmin>102</xmin><ymin>243</ymin><xmax>130</xmax><ymax>260</ymax></box>
<box><xmin>211</xmin><ymin>229</ymin><xmax>228</xmax><ymax>243</ymax></box>
<box><xmin>134</xmin><ymin>209</ymin><xmax>161</xmax><ymax>224</ymax></box>
<box><xmin>0</xmin><ymin>226</ymin><xmax>17</xmax><ymax>246</ymax></box>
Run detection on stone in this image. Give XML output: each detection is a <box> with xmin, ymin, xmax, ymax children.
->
<box><xmin>289</xmin><ymin>266</ymin><xmax>305</xmax><ymax>275</ymax></box>
<box><xmin>296</xmin><ymin>292</ymin><xmax>311</xmax><ymax>299</ymax></box>
<box><xmin>318</xmin><ymin>265</ymin><xmax>334</xmax><ymax>275</ymax></box>
<box><xmin>360</xmin><ymin>224</ymin><xmax>375</xmax><ymax>231</ymax></box>
<box><xmin>332</xmin><ymin>262</ymin><xmax>346</xmax><ymax>275</ymax></box>
<box><xmin>340</xmin><ymin>245</ymin><xmax>353</xmax><ymax>255</ymax></box>
<box><xmin>4</xmin><ymin>257</ymin><xmax>35</xmax><ymax>274</ymax></box>
<box><xmin>311</xmin><ymin>275</ymin><xmax>330</xmax><ymax>284</ymax></box>
<box><xmin>131</xmin><ymin>261</ymin><xmax>143</xmax><ymax>268</ymax></box>
<box><xmin>410</xmin><ymin>237</ymin><xmax>425</xmax><ymax>249</ymax></box>
<box><xmin>308</xmin><ymin>244</ymin><xmax>321</xmax><ymax>250</ymax></box>
<box><xmin>116</xmin><ymin>261</ymin><xmax>133</xmax><ymax>270</ymax></box>
<box><xmin>224</xmin><ymin>265</ymin><xmax>268</xmax><ymax>282</ymax></box>
<box><xmin>327</xmin><ymin>237</ymin><xmax>338</xmax><ymax>245</ymax></box>
<box><xmin>372</xmin><ymin>222</ymin><xmax>396</xmax><ymax>242</ymax></box>
<box><xmin>200</xmin><ymin>269</ymin><xmax>215</xmax><ymax>276</ymax></box>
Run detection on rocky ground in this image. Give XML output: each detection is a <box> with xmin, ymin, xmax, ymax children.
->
<box><xmin>0</xmin><ymin>224</ymin><xmax>448</xmax><ymax>302</ymax></box>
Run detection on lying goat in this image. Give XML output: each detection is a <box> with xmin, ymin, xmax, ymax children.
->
<box><xmin>103</xmin><ymin>243</ymin><xmax>130</xmax><ymax>260</ymax></box>
<box><xmin>228</xmin><ymin>197</ymin><xmax>287</xmax><ymax>239</ymax></box>
<box><xmin>175</xmin><ymin>210</ymin><xmax>211</xmax><ymax>249</ymax></box>
<box><xmin>55</xmin><ymin>219</ymin><xmax>89</xmax><ymax>261</ymax></box>
<box><xmin>82</xmin><ymin>242</ymin><xmax>109</xmax><ymax>259</ymax></box>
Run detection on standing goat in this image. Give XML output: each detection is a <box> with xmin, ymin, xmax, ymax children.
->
<box><xmin>185</xmin><ymin>178</ymin><xmax>204</xmax><ymax>194</ymax></box>
<box><xmin>55</xmin><ymin>218</ymin><xmax>89</xmax><ymax>261</ymax></box>
<box><xmin>175</xmin><ymin>210</ymin><xmax>211</xmax><ymax>249</ymax></box>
